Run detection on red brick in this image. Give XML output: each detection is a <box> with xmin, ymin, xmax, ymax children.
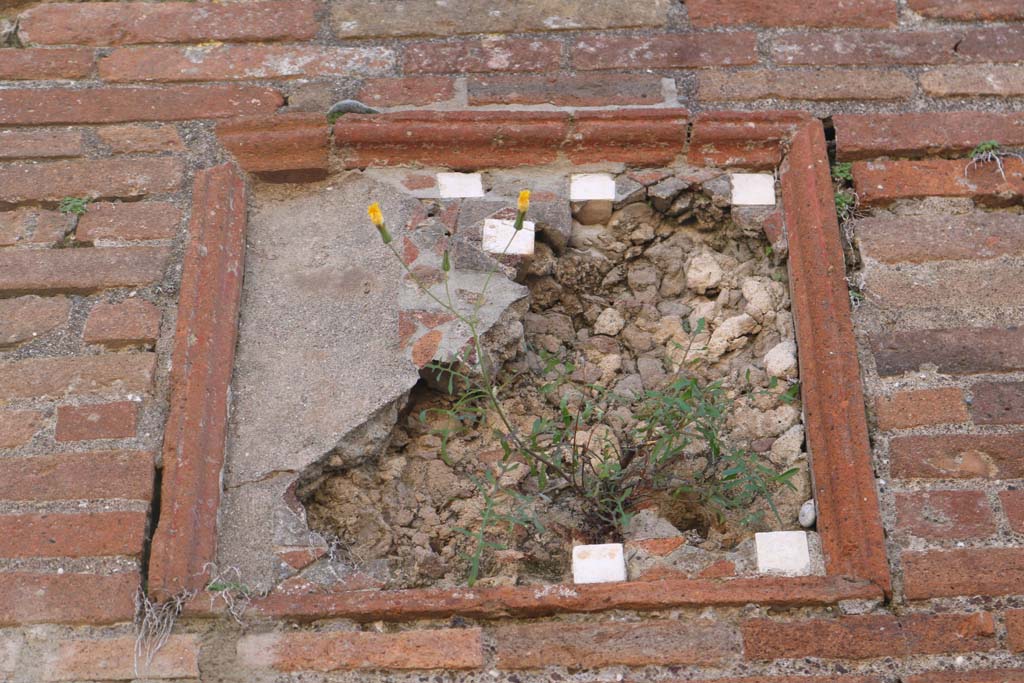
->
<box><xmin>468</xmin><ymin>73</ymin><xmax>664</xmax><ymax>106</ymax></box>
<box><xmin>148</xmin><ymin>164</ymin><xmax>246</xmax><ymax>599</ymax></box>
<box><xmin>99</xmin><ymin>45</ymin><xmax>394</xmax><ymax>82</ymax></box>
<box><xmin>906</xmin><ymin>671</ymin><xmax>1024</xmax><ymax>683</ymax></box>
<box><xmin>493</xmin><ymin>620</ymin><xmax>738</xmax><ymax>669</ymax></box>
<box><xmin>0</xmin><ymin>572</ymin><xmax>139</xmax><ymax>626</ymax></box>
<box><xmin>411</xmin><ymin>329</ymin><xmax>443</xmax><ymax>368</ymax></box>
<box><xmin>0</xmin><ymin>295</ymin><xmax>71</xmax><ymax>349</ymax></box>
<box><xmin>238</xmin><ymin>629</ymin><xmax>483</xmax><ymax>671</ymax></box>
<box><xmin>688</xmin><ymin>112</ymin><xmax>801</xmax><ymax>169</ymax></box>
<box><xmin>970</xmin><ymin>382</ymin><xmax>1024</xmax><ymax>425</ymax></box>
<box><xmin>864</xmin><ymin>259</ymin><xmax>1024</xmax><ymax>310</ymax></box>
<box><xmin>957</xmin><ymin>28</ymin><xmax>1024</xmax><ymax>63</ymax></box>
<box><xmin>0</xmin><ymin>410</ymin><xmax>44</xmax><ymax>449</ymax></box>
<box><xmin>572</xmin><ymin>33</ymin><xmax>758</xmax><ymax>70</ymax></box>
<box><xmin>29</xmin><ymin>211</ymin><xmax>72</xmax><ymax>246</ymax></box>
<box><xmin>1007</xmin><ymin>610</ymin><xmax>1024</xmax><ymax>652</ymax></box>
<box><xmin>742</xmin><ymin>613</ymin><xmax>996</xmax><ymax>659</ymax></box>
<box><xmin>0</xmin><ymin>47</ymin><xmax>94</xmax><ymax>80</ymax></box>
<box><xmin>44</xmin><ymin>635</ymin><xmax>199</xmax><ymax>682</ymax></box>
<box><xmin>0</xmin><ymin>450</ymin><xmax>153</xmax><ymax>502</ymax></box>
<box><xmin>771</xmin><ymin>31</ymin><xmax>956</xmax><ymax>66</ymax></box>
<box><xmin>96</xmin><ymin>124</ymin><xmax>184</xmax><ymax>153</ymax></box>
<box><xmin>0</xmin><ymin>158</ymin><xmax>183</xmax><ymax>203</ymax></box>
<box><xmin>835</xmin><ymin>112</ymin><xmax>1024</xmax><ymax>160</ymax></box>
<box><xmin>1001</xmin><ymin>490</ymin><xmax>1024</xmax><ymax>534</ymax></box>
<box><xmin>688</xmin><ymin>0</ymin><xmax>897</xmax><ymax>28</ymax></box>
<box><xmin>908</xmin><ymin>0</ymin><xmax>1024</xmax><ymax>21</ymax></box>
<box><xmin>0</xmin><ymin>247</ymin><xmax>169</xmax><ymax>298</ymax></box>
<box><xmin>896</xmin><ymin>490</ymin><xmax>996</xmax><ymax>540</ymax></box>
<box><xmin>699</xmin><ymin>69</ymin><xmax>915</xmax><ymax>101</ymax></box>
<box><xmin>1</xmin><ymin>209</ymin><xmax>61</xmax><ymax>247</ymax></box>
<box><xmin>903</xmin><ymin>548</ymin><xmax>1024</xmax><ymax>599</ymax></box>
<box><xmin>891</xmin><ymin>434</ymin><xmax>1024</xmax><ymax>480</ymax></box>
<box><xmin>404</xmin><ymin>37</ymin><xmax>561</xmax><ymax>74</ymax></box>
<box><xmin>567</xmin><ymin>109</ymin><xmax>690</xmax><ymax>165</ymax></box>
<box><xmin>875</xmin><ymin>388</ymin><xmax>967</xmax><ymax>430</ymax></box>
<box><xmin>0</xmin><ymin>86</ymin><xmax>283</xmax><ymax>126</ymax></box>
<box><xmin>0</xmin><ymin>354</ymin><xmax>156</xmax><ymax>401</ymax></box>
<box><xmin>217</xmin><ymin>113</ymin><xmax>329</xmax><ymax>182</ymax></box>
<box><xmin>922</xmin><ymin>66</ymin><xmax>1024</xmax><ymax>97</ymax></box>
<box><xmin>0</xmin><ymin>129</ymin><xmax>84</xmax><ymax>159</ymax></box>
<box><xmin>55</xmin><ymin>401</ymin><xmax>139</xmax><ymax>441</ymax></box>
<box><xmin>0</xmin><ymin>511</ymin><xmax>147</xmax><ymax>558</ymax></box>
<box><xmin>872</xmin><ymin>327</ymin><xmax>1024</xmax><ymax>377</ymax></box>
<box><xmin>19</xmin><ymin>0</ymin><xmax>318</xmax><ymax>46</ymax></box>
<box><xmin>357</xmin><ymin>77</ymin><xmax>456</xmax><ymax>107</ymax></box>
<box><xmin>83</xmin><ymin>299</ymin><xmax>161</xmax><ymax>349</ymax></box>
<box><xmin>856</xmin><ymin>213</ymin><xmax>1024</xmax><ymax>264</ymax></box>
<box><xmin>76</xmin><ymin>202</ymin><xmax>181</xmax><ymax>243</ymax></box>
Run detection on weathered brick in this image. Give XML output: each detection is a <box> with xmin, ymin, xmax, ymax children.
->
<box><xmin>970</xmin><ymin>382</ymin><xmax>1024</xmax><ymax>425</ymax></box>
<box><xmin>0</xmin><ymin>247</ymin><xmax>170</xmax><ymax>297</ymax></box>
<box><xmin>957</xmin><ymin>28</ymin><xmax>1024</xmax><ymax>63</ymax></box>
<box><xmin>0</xmin><ymin>572</ymin><xmax>139</xmax><ymax>626</ymax></box>
<box><xmin>99</xmin><ymin>45</ymin><xmax>394</xmax><ymax>82</ymax></box>
<box><xmin>875</xmin><ymin>387</ymin><xmax>968</xmax><ymax>430</ymax></box>
<box><xmin>688</xmin><ymin>0</ymin><xmax>897</xmax><ymax>28</ymax></box>
<box><xmin>0</xmin><ymin>48</ymin><xmax>94</xmax><ymax>80</ymax></box>
<box><xmin>0</xmin><ymin>511</ymin><xmax>147</xmax><ymax>558</ymax></box>
<box><xmin>331</xmin><ymin>0</ymin><xmax>669</xmax><ymax>38</ymax></box>
<box><xmin>469</xmin><ymin>73</ymin><xmax>663</xmax><ymax>106</ymax></box>
<box><xmin>891</xmin><ymin>434</ymin><xmax>1024</xmax><ymax>479</ymax></box>
<box><xmin>238</xmin><ymin>629</ymin><xmax>483</xmax><ymax>671</ymax></box>
<box><xmin>0</xmin><ymin>636</ymin><xmax>19</xmax><ymax>677</ymax></box>
<box><xmin>0</xmin><ymin>410</ymin><xmax>44</xmax><ymax>449</ymax></box>
<box><xmin>357</xmin><ymin>77</ymin><xmax>456</xmax><ymax>107</ymax></box>
<box><xmin>404</xmin><ymin>37</ymin><xmax>562</xmax><ymax>74</ymax></box>
<box><xmin>56</xmin><ymin>401</ymin><xmax>139</xmax><ymax>441</ymax></box>
<box><xmin>1007</xmin><ymin>610</ymin><xmax>1024</xmax><ymax>652</ymax></box>
<box><xmin>0</xmin><ymin>450</ymin><xmax>153</xmax><ymax>502</ymax></box>
<box><xmin>922</xmin><ymin>66</ymin><xmax>1024</xmax><ymax>97</ymax></box>
<box><xmin>699</xmin><ymin>69</ymin><xmax>915</xmax><ymax>101</ymax></box>
<box><xmin>907</xmin><ymin>670</ymin><xmax>1024</xmax><ymax>683</ymax></box>
<box><xmin>903</xmin><ymin>548</ymin><xmax>1024</xmax><ymax>599</ymax></box>
<box><xmin>0</xmin><ymin>86</ymin><xmax>283</xmax><ymax>126</ymax></box>
<box><xmin>1001</xmin><ymin>490</ymin><xmax>1024</xmax><ymax>534</ymax></box>
<box><xmin>44</xmin><ymin>635</ymin><xmax>199</xmax><ymax>681</ymax></box>
<box><xmin>493</xmin><ymin>621</ymin><xmax>739</xmax><ymax>669</ymax></box>
<box><xmin>0</xmin><ymin>295</ymin><xmax>71</xmax><ymax>349</ymax></box>
<box><xmin>96</xmin><ymin>124</ymin><xmax>184</xmax><ymax>153</ymax></box>
<box><xmin>742</xmin><ymin>613</ymin><xmax>996</xmax><ymax>659</ymax></box>
<box><xmin>19</xmin><ymin>0</ymin><xmax>318</xmax><ymax>46</ymax></box>
<box><xmin>572</xmin><ymin>33</ymin><xmax>758</xmax><ymax>70</ymax></box>
<box><xmin>862</xmin><ymin>259</ymin><xmax>1024</xmax><ymax>309</ymax></box>
<box><xmin>771</xmin><ymin>31</ymin><xmax>956</xmax><ymax>65</ymax></box>
<box><xmin>216</xmin><ymin>113</ymin><xmax>328</xmax><ymax>182</ymax></box>
<box><xmin>0</xmin><ymin>354</ymin><xmax>156</xmax><ymax>400</ymax></box>
<box><xmin>0</xmin><ymin>129</ymin><xmax>84</xmax><ymax>159</ymax></box>
<box><xmin>836</xmin><ymin>112</ymin><xmax>1024</xmax><ymax>160</ymax></box>
<box><xmin>83</xmin><ymin>299</ymin><xmax>161</xmax><ymax>349</ymax></box>
<box><xmin>0</xmin><ymin>158</ymin><xmax>183</xmax><ymax>203</ymax></box>
<box><xmin>908</xmin><ymin>0</ymin><xmax>1024</xmax><ymax>21</ymax></box>
<box><xmin>872</xmin><ymin>326</ymin><xmax>1024</xmax><ymax>376</ymax></box>
<box><xmin>855</xmin><ymin>213</ymin><xmax>1024</xmax><ymax>264</ymax></box>
<box><xmin>896</xmin><ymin>491</ymin><xmax>996</xmax><ymax>540</ymax></box>
<box><xmin>28</xmin><ymin>211</ymin><xmax>71</xmax><ymax>246</ymax></box>
<box><xmin>76</xmin><ymin>202</ymin><xmax>181</xmax><ymax>243</ymax></box>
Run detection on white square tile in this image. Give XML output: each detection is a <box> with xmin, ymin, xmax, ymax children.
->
<box><xmin>572</xmin><ymin>543</ymin><xmax>626</xmax><ymax>584</ymax></box>
<box><xmin>482</xmin><ymin>218</ymin><xmax>535</xmax><ymax>256</ymax></box>
<box><xmin>755</xmin><ymin>530</ymin><xmax>811</xmax><ymax>576</ymax></box>
<box><xmin>437</xmin><ymin>172</ymin><xmax>484</xmax><ymax>198</ymax></box>
<box><xmin>730</xmin><ymin>173</ymin><xmax>776</xmax><ymax>206</ymax></box>
<box><xmin>570</xmin><ymin>173</ymin><xmax>616</xmax><ymax>201</ymax></box>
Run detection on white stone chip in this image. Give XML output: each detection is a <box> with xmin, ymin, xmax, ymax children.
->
<box><xmin>483</xmin><ymin>218</ymin><xmax>535</xmax><ymax>256</ymax></box>
<box><xmin>572</xmin><ymin>543</ymin><xmax>626</xmax><ymax>584</ymax></box>
<box><xmin>755</xmin><ymin>530</ymin><xmax>811</xmax><ymax>576</ymax></box>
<box><xmin>799</xmin><ymin>499</ymin><xmax>817</xmax><ymax>528</ymax></box>
<box><xmin>730</xmin><ymin>173</ymin><xmax>776</xmax><ymax>206</ymax></box>
<box><xmin>570</xmin><ymin>173</ymin><xmax>616</xmax><ymax>201</ymax></box>
<box><xmin>437</xmin><ymin>172</ymin><xmax>484</xmax><ymax>198</ymax></box>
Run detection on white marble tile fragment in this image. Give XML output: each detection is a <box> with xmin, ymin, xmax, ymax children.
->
<box><xmin>570</xmin><ymin>173</ymin><xmax>616</xmax><ymax>201</ymax></box>
<box><xmin>730</xmin><ymin>173</ymin><xmax>776</xmax><ymax>206</ymax></box>
<box><xmin>437</xmin><ymin>172</ymin><xmax>484</xmax><ymax>198</ymax></box>
<box><xmin>755</xmin><ymin>530</ymin><xmax>811</xmax><ymax>576</ymax></box>
<box><xmin>572</xmin><ymin>543</ymin><xmax>626</xmax><ymax>584</ymax></box>
<box><xmin>482</xmin><ymin>218</ymin><xmax>535</xmax><ymax>255</ymax></box>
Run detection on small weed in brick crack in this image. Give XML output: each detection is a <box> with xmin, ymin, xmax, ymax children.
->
<box><xmin>302</xmin><ymin>172</ymin><xmax>808</xmax><ymax>588</ymax></box>
<box><xmin>965</xmin><ymin>140</ymin><xmax>1024</xmax><ymax>181</ymax></box>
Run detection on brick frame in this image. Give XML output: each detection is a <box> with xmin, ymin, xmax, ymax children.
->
<box><xmin>148</xmin><ymin>110</ymin><xmax>891</xmax><ymax>620</ymax></box>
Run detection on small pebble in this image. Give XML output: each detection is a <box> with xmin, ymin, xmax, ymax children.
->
<box><xmin>798</xmin><ymin>499</ymin><xmax>816</xmax><ymax>528</ymax></box>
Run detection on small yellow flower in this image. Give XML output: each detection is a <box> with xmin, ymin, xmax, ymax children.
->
<box><xmin>517</xmin><ymin>190</ymin><xmax>530</xmax><ymax>213</ymax></box>
<box><xmin>367</xmin><ymin>202</ymin><xmax>384</xmax><ymax>226</ymax></box>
